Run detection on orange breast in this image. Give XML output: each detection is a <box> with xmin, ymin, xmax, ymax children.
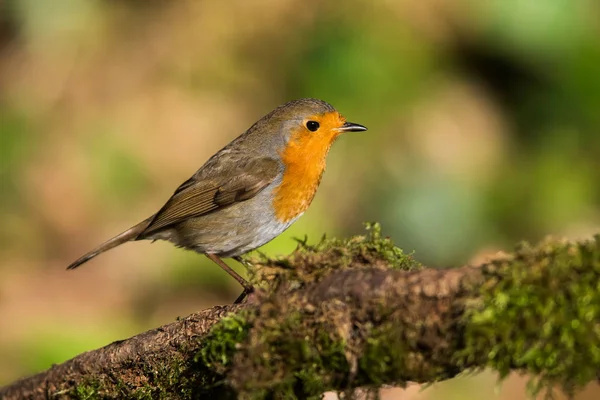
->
<box><xmin>272</xmin><ymin>112</ymin><xmax>345</xmax><ymax>222</ymax></box>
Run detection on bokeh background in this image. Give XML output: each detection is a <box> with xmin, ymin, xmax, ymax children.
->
<box><xmin>1</xmin><ymin>0</ymin><xmax>599</xmax><ymax>398</ymax></box>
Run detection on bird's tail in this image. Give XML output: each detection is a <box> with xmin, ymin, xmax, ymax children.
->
<box><xmin>66</xmin><ymin>216</ymin><xmax>154</xmax><ymax>270</ymax></box>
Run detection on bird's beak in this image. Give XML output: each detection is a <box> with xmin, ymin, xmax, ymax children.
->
<box><xmin>337</xmin><ymin>121</ymin><xmax>367</xmax><ymax>133</ymax></box>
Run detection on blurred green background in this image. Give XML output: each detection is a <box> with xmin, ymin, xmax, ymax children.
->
<box><xmin>1</xmin><ymin>0</ymin><xmax>599</xmax><ymax>398</ymax></box>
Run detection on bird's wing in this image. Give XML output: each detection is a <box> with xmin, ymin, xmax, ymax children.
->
<box><xmin>140</xmin><ymin>157</ymin><xmax>280</xmax><ymax>236</ymax></box>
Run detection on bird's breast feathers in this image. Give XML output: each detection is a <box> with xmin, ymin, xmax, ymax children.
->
<box><xmin>271</xmin><ymin>125</ymin><xmax>339</xmax><ymax>222</ymax></box>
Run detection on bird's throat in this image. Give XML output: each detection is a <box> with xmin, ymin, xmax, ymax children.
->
<box><xmin>272</xmin><ymin>130</ymin><xmax>338</xmax><ymax>223</ymax></box>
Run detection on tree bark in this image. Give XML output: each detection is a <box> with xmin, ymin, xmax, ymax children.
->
<box><xmin>1</xmin><ymin>233</ymin><xmax>599</xmax><ymax>399</ymax></box>
<box><xmin>0</xmin><ymin>305</ymin><xmax>244</xmax><ymax>399</ymax></box>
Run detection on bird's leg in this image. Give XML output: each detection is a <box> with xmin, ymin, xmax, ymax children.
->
<box><xmin>232</xmin><ymin>256</ymin><xmax>256</xmax><ymax>303</ymax></box>
<box><xmin>233</xmin><ymin>288</ymin><xmax>252</xmax><ymax>304</ymax></box>
<box><xmin>206</xmin><ymin>253</ymin><xmax>254</xmax><ymax>304</ymax></box>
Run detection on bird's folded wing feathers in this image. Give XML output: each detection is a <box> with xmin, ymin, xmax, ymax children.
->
<box><xmin>139</xmin><ymin>157</ymin><xmax>280</xmax><ymax>236</ymax></box>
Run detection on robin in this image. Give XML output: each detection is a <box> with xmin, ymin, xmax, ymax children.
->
<box><xmin>67</xmin><ymin>98</ymin><xmax>367</xmax><ymax>302</ymax></box>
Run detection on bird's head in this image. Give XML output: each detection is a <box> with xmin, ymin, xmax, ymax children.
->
<box><xmin>274</xmin><ymin>98</ymin><xmax>367</xmax><ymax>146</ymax></box>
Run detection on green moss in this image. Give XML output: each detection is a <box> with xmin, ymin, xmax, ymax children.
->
<box><xmin>228</xmin><ymin>308</ymin><xmax>349</xmax><ymax>399</ymax></box>
<box><xmin>73</xmin><ymin>379</ymin><xmax>102</xmax><ymax>400</ymax></box>
<box><xmin>198</xmin><ymin>312</ymin><xmax>253</xmax><ymax>375</ymax></box>
<box><xmin>460</xmin><ymin>236</ymin><xmax>600</xmax><ymax>396</ymax></box>
<box><xmin>358</xmin><ymin>322</ymin><xmax>409</xmax><ymax>387</ymax></box>
<box><xmin>68</xmin><ymin>341</ymin><xmax>233</xmax><ymax>399</ymax></box>
<box><xmin>225</xmin><ymin>303</ymin><xmax>428</xmax><ymax>399</ymax></box>
<box><xmin>245</xmin><ymin>222</ymin><xmax>420</xmax><ymax>292</ymax></box>
<box><xmin>195</xmin><ymin>223</ymin><xmax>427</xmax><ymax>398</ymax></box>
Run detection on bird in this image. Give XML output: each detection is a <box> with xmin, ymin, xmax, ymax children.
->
<box><xmin>67</xmin><ymin>98</ymin><xmax>367</xmax><ymax>303</ymax></box>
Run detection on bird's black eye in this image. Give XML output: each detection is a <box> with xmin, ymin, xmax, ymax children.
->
<box><xmin>306</xmin><ymin>120</ymin><xmax>320</xmax><ymax>132</ymax></box>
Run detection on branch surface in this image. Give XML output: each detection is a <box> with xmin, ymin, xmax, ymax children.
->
<box><xmin>1</xmin><ymin>305</ymin><xmax>244</xmax><ymax>399</ymax></box>
<box><xmin>1</xmin><ymin>226</ymin><xmax>599</xmax><ymax>399</ymax></box>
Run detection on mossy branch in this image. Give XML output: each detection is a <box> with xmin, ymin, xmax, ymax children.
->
<box><xmin>1</xmin><ymin>224</ymin><xmax>599</xmax><ymax>399</ymax></box>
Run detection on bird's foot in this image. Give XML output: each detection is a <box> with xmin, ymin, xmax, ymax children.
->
<box><xmin>234</xmin><ymin>285</ymin><xmax>254</xmax><ymax>304</ymax></box>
